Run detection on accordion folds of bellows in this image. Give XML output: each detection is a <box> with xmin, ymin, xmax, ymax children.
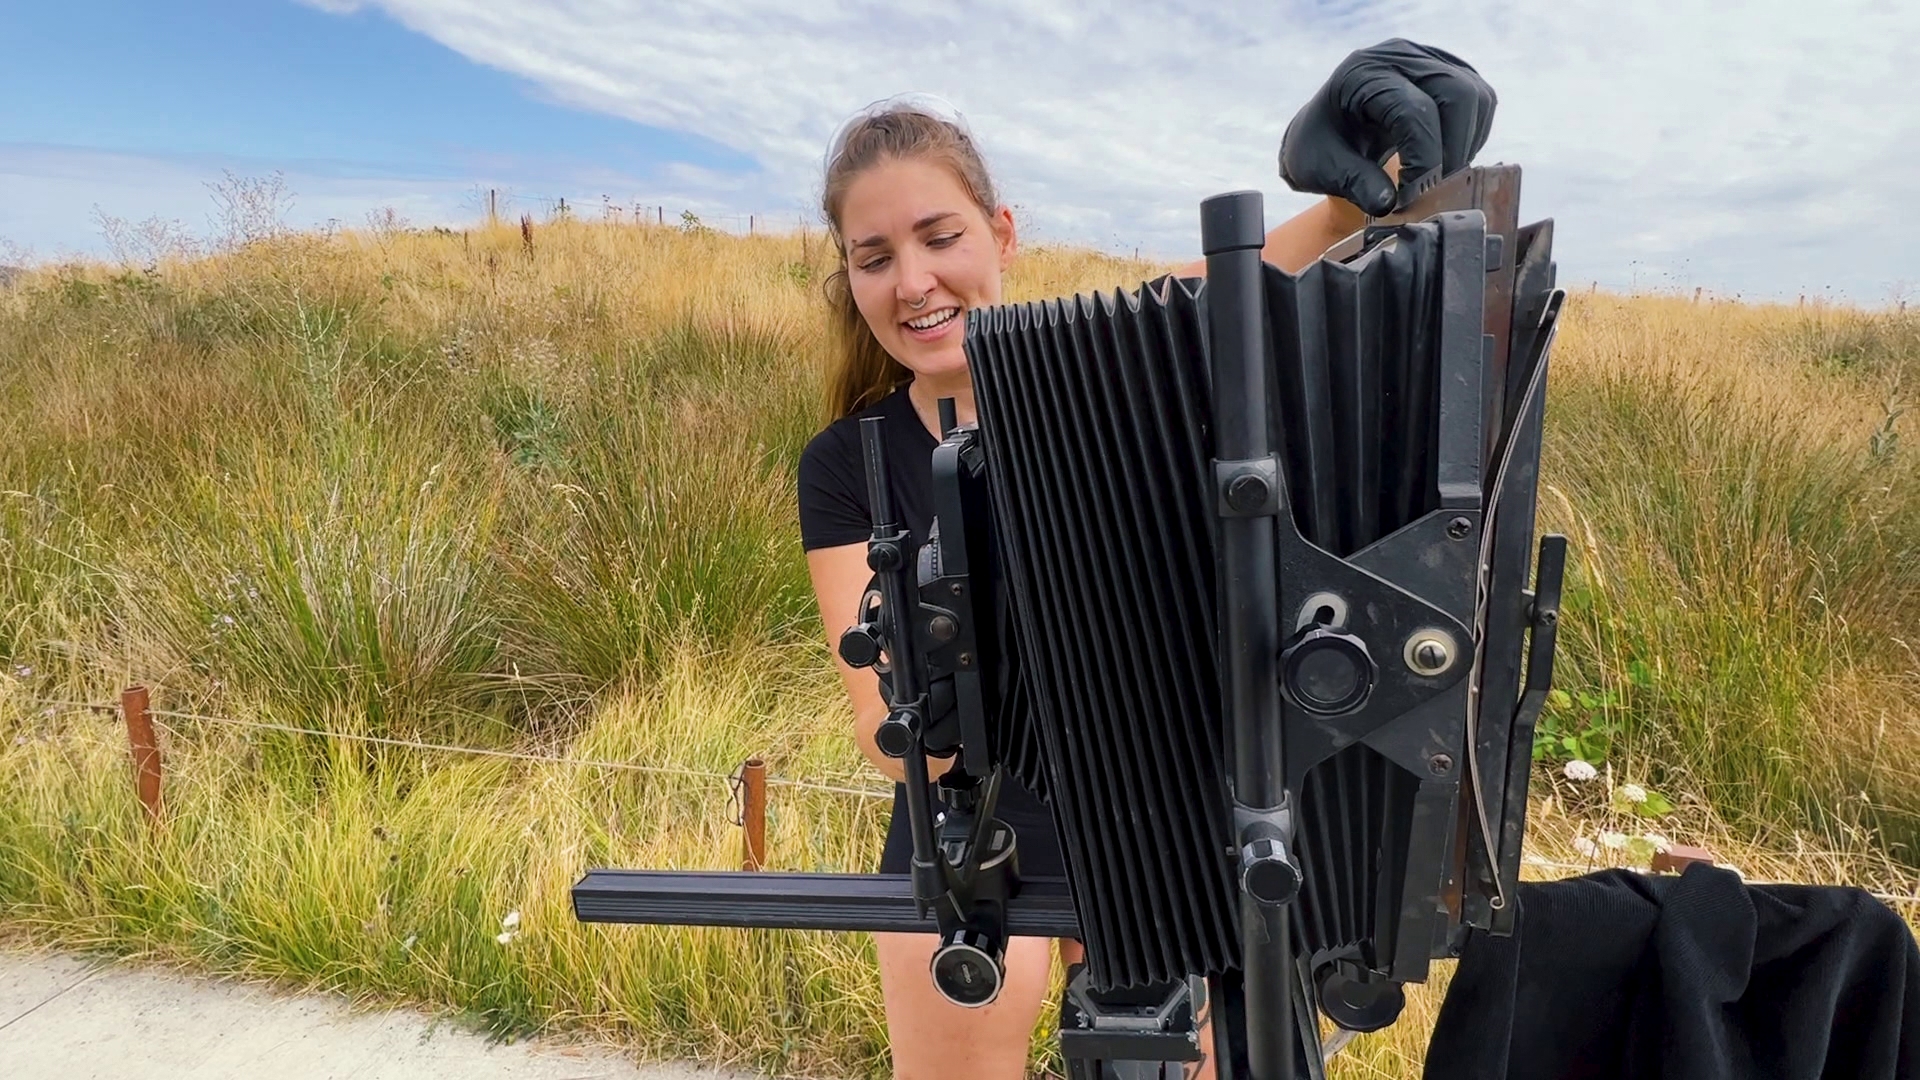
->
<box><xmin>967</xmin><ymin>166</ymin><xmax>1565</xmax><ymax>1011</ymax></box>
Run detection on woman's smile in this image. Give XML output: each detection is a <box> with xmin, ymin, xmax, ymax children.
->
<box><xmin>903</xmin><ymin>305</ymin><xmax>962</xmax><ymax>342</ymax></box>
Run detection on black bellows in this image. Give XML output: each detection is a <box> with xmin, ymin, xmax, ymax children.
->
<box><xmin>971</xmin><ymin>271</ymin><xmax>1239</xmax><ymax>990</ymax></box>
<box><xmin>966</xmin><ymin>211</ymin><xmax>1556</xmax><ymax>996</ymax></box>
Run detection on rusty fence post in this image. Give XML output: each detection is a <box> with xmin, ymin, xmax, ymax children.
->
<box><xmin>741</xmin><ymin>757</ymin><xmax>767</xmax><ymax>871</ymax></box>
<box><xmin>121</xmin><ymin>685</ymin><xmax>162</xmax><ymax>824</ymax></box>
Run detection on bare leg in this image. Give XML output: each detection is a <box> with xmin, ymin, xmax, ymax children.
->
<box><xmin>875</xmin><ymin>931</ymin><xmax>1057</xmax><ymax>1079</ymax></box>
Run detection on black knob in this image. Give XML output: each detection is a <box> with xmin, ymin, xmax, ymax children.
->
<box><xmin>931</xmin><ymin>926</ymin><xmax>1006</xmax><ymax>1008</ymax></box>
<box><xmin>1240</xmin><ymin>837</ymin><xmax>1302</xmax><ymax>906</ymax></box>
<box><xmin>838</xmin><ymin>623</ymin><xmax>884</xmax><ymax>669</ymax></box>
<box><xmin>1280</xmin><ymin>625</ymin><xmax>1375</xmax><ymax>715</ymax></box>
<box><xmin>1316</xmin><ymin>965</ymin><xmax>1407</xmax><ymax>1033</ymax></box>
<box><xmin>875</xmin><ymin>709</ymin><xmax>919</xmax><ymax>758</ymax></box>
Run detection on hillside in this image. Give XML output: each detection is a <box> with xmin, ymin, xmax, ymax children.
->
<box><xmin>0</xmin><ymin>216</ymin><xmax>1914</xmax><ymax>1077</ymax></box>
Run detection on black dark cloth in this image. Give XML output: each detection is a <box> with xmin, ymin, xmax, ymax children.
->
<box><xmin>796</xmin><ymin>381</ymin><xmax>1064</xmax><ymax>881</ymax></box>
<box><xmin>1424</xmin><ymin>864</ymin><xmax>1920</xmax><ymax>1080</ymax></box>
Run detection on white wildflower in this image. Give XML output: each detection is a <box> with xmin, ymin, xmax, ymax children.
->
<box><xmin>1618</xmin><ymin>783</ymin><xmax>1649</xmax><ymax>804</ymax></box>
<box><xmin>501</xmin><ymin>910</ymin><xmax>521</xmax><ymax>930</ymax></box>
<box><xmin>401</xmin><ymin>934</ymin><xmax>418</xmax><ymax>951</ymax></box>
<box><xmin>1599</xmin><ymin>831</ymin><xmax>1628</xmax><ymax>850</ymax></box>
<box><xmin>495</xmin><ymin>931</ymin><xmax>516</xmax><ymax>945</ymax></box>
<box><xmin>1642</xmin><ymin>833</ymin><xmax>1672</xmax><ymax>853</ymax></box>
<box><xmin>1572</xmin><ymin>836</ymin><xmax>1601</xmax><ymax>859</ymax></box>
<box><xmin>1563</xmin><ymin>759</ymin><xmax>1598</xmax><ymax>782</ymax></box>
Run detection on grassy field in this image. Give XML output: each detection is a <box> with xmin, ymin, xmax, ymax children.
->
<box><xmin>0</xmin><ymin>209</ymin><xmax>1915</xmax><ymax>1078</ymax></box>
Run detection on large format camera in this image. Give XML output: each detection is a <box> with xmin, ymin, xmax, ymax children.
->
<box><xmin>573</xmin><ymin>166</ymin><xmax>1567</xmax><ymax>1079</ymax></box>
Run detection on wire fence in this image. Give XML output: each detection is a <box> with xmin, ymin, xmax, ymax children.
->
<box><xmin>18</xmin><ymin>693</ymin><xmax>1920</xmax><ymax>907</ymax></box>
<box><xmin>23</xmin><ymin>695</ymin><xmax>891</xmax><ymax>801</ymax></box>
<box><xmin>470</xmin><ymin>189</ymin><xmax>819</xmax><ymax>240</ymax></box>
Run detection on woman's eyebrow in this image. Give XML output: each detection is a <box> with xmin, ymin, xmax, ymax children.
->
<box><xmin>849</xmin><ymin>211</ymin><xmax>961</xmax><ymax>251</ymax></box>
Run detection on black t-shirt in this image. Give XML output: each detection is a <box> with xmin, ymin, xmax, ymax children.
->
<box><xmin>797</xmin><ymin>381</ymin><xmax>937</xmax><ymax>555</ymax></box>
<box><xmin>796</xmin><ymin>380</ymin><xmax>1053</xmax><ymax>827</ymax></box>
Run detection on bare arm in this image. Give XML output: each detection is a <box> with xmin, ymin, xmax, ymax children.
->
<box><xmin>1174</xmin><ymin>158</ymin><xmax>1400</xmax><ymax>278</ymax></box>
<box><xmin>807</xmin><ymin>543</ymin><xmax>955</xmax><ymax>786</ymax></box>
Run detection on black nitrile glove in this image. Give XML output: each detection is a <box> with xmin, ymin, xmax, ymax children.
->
<box><xmin>1279</xmin><ymin>38</ymin><xmax>1497</xmax><ymax>217</ymax></box>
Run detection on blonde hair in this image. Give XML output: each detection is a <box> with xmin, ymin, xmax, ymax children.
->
<box><xmin>818</xmin><ymin>102</ymin><xmax>1002</xmax><ymax>422</ymax></box>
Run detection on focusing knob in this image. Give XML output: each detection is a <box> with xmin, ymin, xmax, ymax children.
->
<box><xmin>931</xmin><ymin>926</ymin><xmax>1006</xmax><ymax>1008</ymax></box>
<box><xmin>1240</xmin><ymin>837</ymin><xmax>1303</xmax><ymax>906</ymax></box>
<box><xmin>838</xmin><ymin>623</ymin><xmax>885</xmax><ymax>669</ymax></box>
<box><xmin>875</xmin><ymin>709</ymin><xmax>920</xmax><ymax>759</ymax></box>
<box><xmin>1280</xmin><ymin>625</ymin><xmax>1376</xmax><ymax>716</ymax></box>
<box><xmin>1316</xmin><ymin>964</ymin><xmax>1407</xmax><ymax>1033</ymax></box>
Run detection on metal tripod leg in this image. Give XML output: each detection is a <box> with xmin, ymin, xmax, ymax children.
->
<box><xmin>1204</xmin><ymin>956</ymin><xmax>1329</xmax><ymax>1080</ymax></box>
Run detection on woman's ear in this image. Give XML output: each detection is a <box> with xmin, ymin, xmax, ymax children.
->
<box><xmin>993</xmin><ymin>205</ymin><xmax>1018</xmax><ymax>270</ymax></box>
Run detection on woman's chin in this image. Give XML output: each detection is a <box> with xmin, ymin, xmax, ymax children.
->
<box><xmin>897</xmin><ymin>343</ymin><xmax>970</xmax><ymax>381</ymax></box>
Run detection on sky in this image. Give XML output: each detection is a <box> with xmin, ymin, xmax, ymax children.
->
<box><xmin>3</xmin><ymin>0</ymin><xmax>1916</xmax><ymax>306</ymax></box>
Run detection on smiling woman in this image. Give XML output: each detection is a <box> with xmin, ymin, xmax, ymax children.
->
<box><xmin>838</xmin><ymin>159</ymin><xmax>1013</xmax><ymax>426</ymax></box>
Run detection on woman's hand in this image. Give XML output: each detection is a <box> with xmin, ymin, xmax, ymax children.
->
<box><xmin>1279</xmin><ymin>38</ymin><xmax>1498</xmax><ymax>218</ymax></box>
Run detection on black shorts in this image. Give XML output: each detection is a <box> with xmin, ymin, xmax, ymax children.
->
<box><xmin>878</xmin><ymin>774</ymin><xmax>1067</xmax><ymax>881</ymax></box>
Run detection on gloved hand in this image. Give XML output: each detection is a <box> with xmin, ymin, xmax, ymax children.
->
<box><xmin>1279</xmin><ymin>38</ymin><xmax>1497</xmax><ymax>217</ymax></box>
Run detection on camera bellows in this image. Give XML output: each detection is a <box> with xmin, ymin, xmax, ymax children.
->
<box><xmin>969</xmin><ymin>274</ymin><xmax>1239</xmax><ymax>991</ymax></box>
<box><xmin>965</xmin><ymin>210</ymin><xmax>1561</xmax><ymax>996</ymax></box>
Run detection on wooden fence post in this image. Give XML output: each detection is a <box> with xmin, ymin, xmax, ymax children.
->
<box><xmin>741</xmin><ymin>757</ymin><xmax>767</xmax><ymax>871</ymax></box>
<box><xmin>122</xmin><ymin>685</ymin><xmax>161</xmax><ymax>824</ymax></box>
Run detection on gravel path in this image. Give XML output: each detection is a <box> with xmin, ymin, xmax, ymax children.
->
<box><xmin>0</xmin><ymin>946</ymin><xmax>769</xmax><ymax>1080</ymax></box>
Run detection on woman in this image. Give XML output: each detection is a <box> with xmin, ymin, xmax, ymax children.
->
<box><xmin>795</xmin><ymin>39</ymin><xmax>1497</xmax><ymax>1079</ymax></box>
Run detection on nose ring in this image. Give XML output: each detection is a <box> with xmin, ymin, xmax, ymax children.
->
<box><xmin>908</xmin><ymin>295</ymin><xmax>928</xmax><ymax>310</ymax></box>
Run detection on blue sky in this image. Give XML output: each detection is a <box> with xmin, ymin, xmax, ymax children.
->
<box><xmin>4</xmin><ymin>1</ymin><xmax>1917</xmax><ymax>306</ymax></box>
<box><xmin>0</xmin><ymin>0</ymin><xmax>762</xmax><ymax>237</ymax></box>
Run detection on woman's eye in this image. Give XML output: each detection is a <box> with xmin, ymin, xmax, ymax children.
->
<box><xmin>929</xmin><ymin>232</ymin><xmax>961</xmax><ymax>247</ymax></box>
<box><xmin>858</xmin><ymin>255</ymin><xmax>890</xmax><ymax>272</ymax></box>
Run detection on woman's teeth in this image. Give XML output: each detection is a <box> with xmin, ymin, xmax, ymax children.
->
<box><xmin>907</xmin><ymin>307</ymin><xmax>959</xmax><ymax>331</ymax></box>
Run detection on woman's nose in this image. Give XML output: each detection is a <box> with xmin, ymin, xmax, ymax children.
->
<box><xmin>894</xmin><ymin>253</ymin><xmax>937</xmax><ymax>302</ymax></box>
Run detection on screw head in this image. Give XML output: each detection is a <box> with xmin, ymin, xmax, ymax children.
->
<box><xmin>1226</xmin><ymin>473</ymin><xmax>1270</xmax><ymax>513</ymax></box>
<box><xmin>1428</xmin><ymin>753</ymin><xmax>1454</xmax><ymax>776</ymax></box>
<box><xmin>950</xmin><ymin>582</ymin><xmax>964</xmax><ymax>596</ymax></box>
<box><xmin>1404</xmin><ymin>631</ymin><xmax>1456</xmax><ymax>676</ymax></box>
<box><xmin>1447</xmin><ymin>516</ymin><xmax>1473</xmax><ymax>540</ymax></box>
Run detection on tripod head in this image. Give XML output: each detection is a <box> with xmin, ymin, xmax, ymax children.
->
<box><xmin>572</xmin><ymin>165</ymin><xmax>1569</xmax><ymax>1078</ymax></box>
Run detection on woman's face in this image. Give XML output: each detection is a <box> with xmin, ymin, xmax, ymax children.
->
<box><xmin>838</xmin><ymin>156</ymin><xmax>1016</xmax><ymax>382</ymax></box>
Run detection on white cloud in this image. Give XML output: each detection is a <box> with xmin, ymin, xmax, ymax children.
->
<box><xmin>13</xmin><ymin>1</ymin><xmax>1920</xmax><ymax>305</ymax></box>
